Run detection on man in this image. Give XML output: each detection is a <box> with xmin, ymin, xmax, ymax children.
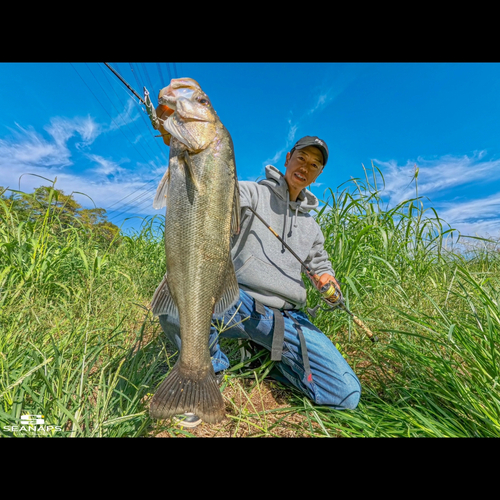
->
<box><xmin>159</xmin><ymin>136</ymin><xmax>361</xmax><ymax>427</ymax></box>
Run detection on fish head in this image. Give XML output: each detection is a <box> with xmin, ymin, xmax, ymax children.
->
<box><xmin>157</xmin><ymin>78</ymin><xmax>201</xmax><ymax>112</ymax></box>
<box><xmin>159</xmin><ymin>79</ymin><xmax>219</xmax><ymax>152</ymax></box>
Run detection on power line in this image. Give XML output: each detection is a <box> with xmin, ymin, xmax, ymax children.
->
<box><xmin>98</xmin><ymin>63</ymin><xmax>169</xmax><ymax>167</ymax></box>
<box><xmin>87</xmin><ymin>63</ymin><xmax>158</xmax><ymax>165</ymax></box>
<box><xmin>75</xmin><ymin>62</ymin><xmax>180</xmax><ymax>224</ymax></box>
<box><xmin>94</xmin><ymin>63</ymin><xmax>171</xmax><ymax>215</ymax></box>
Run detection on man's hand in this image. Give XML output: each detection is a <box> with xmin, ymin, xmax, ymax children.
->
<box><xmin>313</xmin><ymin>273</ymin><xmax>340</xmax><ymax>292</ymax></box>
<box><xmin>311</xmin><ymin>273</ymin><xmax>343</xmax><ymax>306</ymax></box>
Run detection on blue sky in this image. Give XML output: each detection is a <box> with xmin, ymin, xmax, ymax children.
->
<box><xmin>1</xmin><ymin>62</ymin><xmax>500</xmax><ymax>240</ymax></box>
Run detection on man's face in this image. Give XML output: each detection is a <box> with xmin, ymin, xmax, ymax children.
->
<box><xmin>284</xmin><ymin>145</ymin><xmax>324</xmax><ymax>199</ymax></box>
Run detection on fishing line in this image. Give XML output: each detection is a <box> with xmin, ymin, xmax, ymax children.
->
<box><xmin>129</xmin><ymin>63</ymin><xmax>143</xmax><ymax>96</ymax></box>
<box><xmin>83</xmin><ymin>62</ymin><xmax>178</xmax><ymax>222</ymax></box>
<box><xmin>110</xmin><ymin>62</ymin><xmax>171</xmax><ymax>160</ymax></box>
<box><xmin>103</xmin><ymin>62</ymin><xmax>184</xmax><ymax>218</ymax></box>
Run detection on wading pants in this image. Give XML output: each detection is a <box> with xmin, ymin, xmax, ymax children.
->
<box><xmin>158</xmin><ymin>289</ymin><xmax>361</xmax><ymax>410</ymax></box>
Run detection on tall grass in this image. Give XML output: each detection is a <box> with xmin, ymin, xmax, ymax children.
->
<box><xmin>304</xmin><ymin>164</ymin><xmax>500</xmax><ymax>436</ymax></box>
<box><xmin>1</xmin><ymin>171</ymin><xmax>499</xmax><ymax>437</ymax></box>
<box><xmin>0</xmin><ymin>187</ymin><xmax>170</xmax><ymax>436</ymax></box>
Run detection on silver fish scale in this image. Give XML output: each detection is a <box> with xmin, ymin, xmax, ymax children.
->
<box><xmin>165</xmin><ymin>132</ymin><xmax>236</xmax><ymax>374</ymax></box>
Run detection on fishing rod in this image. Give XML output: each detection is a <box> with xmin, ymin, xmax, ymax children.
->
<box><xmin>104</xmin><ymin>62</ymin><xmax>147</xmax><ymax>105</ymax></box>
<box><xmin>104</xmin><ymin>62</ymin><xmax>162</xmax><ymax>132</ymax></box>
<box><xmin>246</xmin><ymin>206</ymin><xmax>379</xmax><ymax>343</ymax></box>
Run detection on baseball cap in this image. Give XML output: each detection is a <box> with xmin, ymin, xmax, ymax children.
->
<box><xmin>291</xmin><ymin>136</ymin><xmax>329</xmax><ymax>166</ymax></box>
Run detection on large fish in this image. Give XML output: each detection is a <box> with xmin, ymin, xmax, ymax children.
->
<box><xmin>147</xmin><ymin>78</ymin><xmax>240</xmax><ymax>424</ymax></box>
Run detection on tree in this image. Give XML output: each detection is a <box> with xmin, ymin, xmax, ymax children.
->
<box><xmin>0</xmin><ymin>185</ymin><xmax>120</xmax><ymax>246</ymax></box>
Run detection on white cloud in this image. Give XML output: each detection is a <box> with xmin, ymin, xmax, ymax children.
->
<box><xmin>263</xmin><ymin>69</ymin><xmax>360</xmax><ymax>170</ymax></box>
<box><xmin>372</xmin><ymin>152</ymin><xmax>500</xmax><ymax>239</ymax></box>
<box><xmin>0</xmin><ymin>159</ymin><xmax>161</xmax><ymax>219</ymax></box>
<box><xmin>0</xmin><ymin>124</ymin><xmax>72</xmax><ymax>171</ymax></box>
<box><xmin>86</xmin><ymin>154</ymin><xmax>126</xmax><ymax>177</ymax></box>
<box><xmin>373</xmin><ymin>151</ymin><xmax>500</xmax><ymax>205</ymax></box>
<box><xmin>106</xmin><ymin>98</ymin><xmax>141</xmax><ymax>132</ymax></box>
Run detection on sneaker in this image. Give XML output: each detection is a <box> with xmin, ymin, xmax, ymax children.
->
<box><xmin>215</xmin><ymin>370</ymin><xmax>226</xmax><ymax>385</ymax></box>
<box><xmin>173</xmin><ymin>412</ymin><xmax>202</xmax><ymax>429</ymax></box>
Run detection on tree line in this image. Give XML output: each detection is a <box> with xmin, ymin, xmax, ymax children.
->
<box><xmin>0</xmin><ymin>185</ymin><xmax>121</xmax><ymax>246</ymax></box>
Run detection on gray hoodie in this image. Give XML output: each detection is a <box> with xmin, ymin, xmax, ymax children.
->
<box><xmin>231</xmin><ymin>165</ymin><xmax>335</xmax><ymax>310</ymax></box>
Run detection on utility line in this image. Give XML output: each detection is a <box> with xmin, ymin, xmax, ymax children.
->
<box><xmin>98</xmin><ymin>63</ymin><xmax>169</xmax><ymax>167</ymax></box>
<box><xmin>105</xmin><ymin>62</ymin><xmax>181</xmax><ymax>221</ymax></box>
<box><xmin>103</xmin><ymin>62</ymin><xmax>146</xmax><ymax>105</ymax></box>
<box><xmin>78</xmin><ymin>62</ymin><xmax>179</xmax><ymax>222</ymax></box>
<box><xmin>72</xmin><ymin>63</ymin><xmax>165</xmax><ymax>220</ymax></box>
<box><xmin>97</xmin><ymin>62</ymin><xmax>171</xmax><ymax>215</ymax></box>
<box><xmin>86</xmin><ymin>63</ymin><xmax>156</xmax><ymax>165</ymax></box>
<box><xmin>72</xmin><ymin>63</ymin><xmax>152</xmax><ymax>168</ymax></box>
<box><xmin>157</xmin><ymin>62</ymin><xmax>166</xmax><ymax>86</ymax></box>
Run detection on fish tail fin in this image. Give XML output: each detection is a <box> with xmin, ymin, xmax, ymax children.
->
<box><xmin>149</xmin><ymin>362</ymin><xmax>225</xmax><ymax>424</ymax></box>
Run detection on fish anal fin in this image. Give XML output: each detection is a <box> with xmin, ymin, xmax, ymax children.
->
<box><xmin>151</xmin><ymin>274</ymin><xmax>179</xmax><ymax>318</ymax></box>
<box><xmin>149</xmin><ymin>362</ymin><xmax>225</xmax><ymax>424</ymax></box>
<box><xmin>213</xmin><ymin>259</ymin><xmax>240</xmax><ymax>317</ymax></box>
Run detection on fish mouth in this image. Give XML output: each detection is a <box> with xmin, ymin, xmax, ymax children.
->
<box><xmin>158</xmin><ymin>78</ymin><xmax>201</xmax><ymax>110</ymax></box>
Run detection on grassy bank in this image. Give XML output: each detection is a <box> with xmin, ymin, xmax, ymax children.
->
<box><xmin>1</xmin><ymin>174</ymin><xmax>499</xmax><ymax>437</ymax></box>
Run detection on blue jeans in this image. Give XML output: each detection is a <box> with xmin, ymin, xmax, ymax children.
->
<box><xmin>158</xmin><ymin>289</ymin><xmax>361</xmax><ymax>410</ymax></box>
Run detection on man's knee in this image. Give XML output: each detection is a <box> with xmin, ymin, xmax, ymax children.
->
<box><xmin>315</xmin><ymin>371</ymin><xmax>361</xmax><ymax>410</ymax></box>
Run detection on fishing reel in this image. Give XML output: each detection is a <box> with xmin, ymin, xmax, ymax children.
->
<box><xmin>319</xmin><ymin>280</ymin><xmax>343</xmax><ymax>308</ymax></box>
<box><xmin>307</xmin><ymin>276</ymin><xmax>344</xmax><ymax>318</ymax></box>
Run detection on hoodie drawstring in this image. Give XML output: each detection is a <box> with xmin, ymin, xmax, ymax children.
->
<box><xmin>288</xmin><ymin>203</ymin><xmax>299</xmax><ymax>238</ymax></box>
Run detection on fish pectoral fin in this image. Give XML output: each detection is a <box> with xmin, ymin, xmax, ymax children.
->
<box><xmin>183</xmin><ymin>151</ymin><xmax>200</xmax><ymax>191</ymax></box>
<box><xmin>151</xmin><ymin>274</ymin><xmax>179</xmax><ymax>318</ymax></box>
<box><xmin>231</xmin><ymin>178</ymin><xmax>241</xmax><ymax>235</ymax></box>
<box><xmin>213</xmin><ymin>259</ymin><xmax>240</xmax><ymax>317</ymax></box>
<box><xmin>153</xmin><ymin>168</ymin><xmax>170</xmax><ymax>210</ymax></box>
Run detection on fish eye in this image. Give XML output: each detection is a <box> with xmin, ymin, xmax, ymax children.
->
<box><xmin>198</xmin><ymin>98</ymin><xmax>209</xmax><ymax>105</ymax></box>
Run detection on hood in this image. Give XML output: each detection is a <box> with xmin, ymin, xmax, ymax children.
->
<box><xmin>260</xmin><ymin>165</ymin><xmax>319</xmax><ymax>213</ymax></box>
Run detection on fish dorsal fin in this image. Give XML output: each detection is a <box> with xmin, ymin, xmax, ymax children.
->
<box><xmin>153</xmin><ymin>168</ymin><xmax>170</xmax><ymax>209</ymax></box>
<box><xmin>231</xmin><ymin>178</ymin><xmax>241</xmax><ymax>235</ymax></box>
<box><xmin>183</xmin><ymin>151</ymin><xmax>200</xmax><ymax>191</ymax></box>
<box><xmin>151</xmin><ymin>274</ymin><xmax>179</xmax><ymax>318</ymax></box>
<box><xmin>213</xmin><ymin>257</ymin><xmax>240</xmax><ymax>317</ymax></box>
